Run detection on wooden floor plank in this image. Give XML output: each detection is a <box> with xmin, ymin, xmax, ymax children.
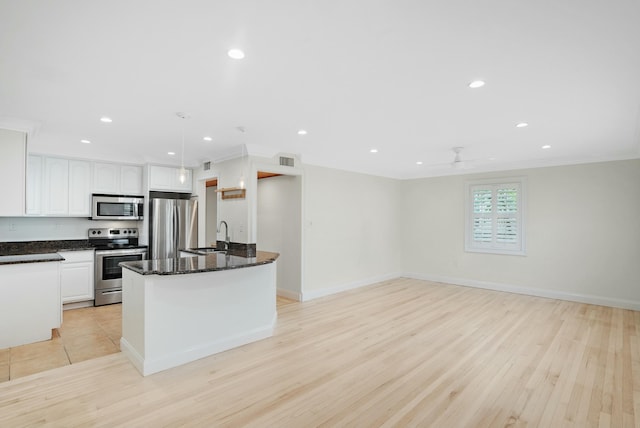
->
<box><xmin>0</xmin><ymin>278</ymin><xmax>639</xmax><ymax>427</ymax></box>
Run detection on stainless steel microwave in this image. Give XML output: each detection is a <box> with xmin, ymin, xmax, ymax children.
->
<box><xmin>91</xmin><ymin>194</ymin><xmax>144</xmax><ymax>220</ymax></box>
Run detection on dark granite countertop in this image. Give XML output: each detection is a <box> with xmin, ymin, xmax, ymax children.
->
<box><xmin>120</xmin><ymin>251</ymin><xmax>279</xmax><ymax>276</ymax></box>
<box><xmin>0</xmin><ymin>239</ymin><xmax>93</xmax><ymax>265</ymax></box>
<box><xmin>0</xmin><ymin>253</ymin><xmax>65</xmax><ymax>265</ymax></box>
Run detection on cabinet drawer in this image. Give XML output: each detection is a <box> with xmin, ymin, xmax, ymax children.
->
<box><xmin>58</xmin><ymin>250</ymin><xmax>94</xmax><ymax>263</ymax></box>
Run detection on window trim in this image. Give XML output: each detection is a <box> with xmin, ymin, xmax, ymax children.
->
<box><xmin>464</xmin><ymin>176</ymin><xmax>527</xmax><ymax>256</ymax></box>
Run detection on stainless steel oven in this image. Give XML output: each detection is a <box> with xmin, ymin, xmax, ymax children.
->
<box><xmin>94</xmin><ymin>248</ymin><xmax>147</xmax><ymax>305</ymax></box>
<box><xmin>89</xmin><ymin>228</ymin><xmax>147</xmax><ymax>306</ymax></box>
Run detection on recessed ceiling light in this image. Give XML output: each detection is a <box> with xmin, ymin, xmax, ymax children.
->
<box><xmin>168</xmin><ymin>151</ymin><xmax>176</xmax><ymax>155</ymax></box>
<box><xmin>80</xmin><ymin>139</ymin><xmax>91</xmax><ymax>144</ymax></box>
<box><xmin>228</xmin><ymin>49</ymin><xmax>245</xmax><ymax>59</ymax></box>
<box><xmin>468</xmin><ymin>80</ymin><xmax>485</xmax><ymax>89</ymax></box>
<box><xmin>488</xmin><ymin>157</ymin><xmax>497</xmax><ymax>161</ymax></box>
<box><xmin>370</xmin><ymin>149</ymin><xmax>378</xmax><ymax>153</ymax></box>
<box><xmin>297</xmin><ymin>129</ymin><xmax>308</xmax><ymax>135</ymax></box>
<box><xmin>100</xmin><ymin>117</ymin><xmax>112</xmax><ymax>123</ymax></box>
<box><xmin>416</xmin><ymin>161</ymin><xmax>423</xmax><ymax>165</ymax></box>
<box><xmin>542</xmin><ymin>145</ymin><xmax>551</xmax><ymax>149</ymax></box>
<box><xmin>203</xmin><ymin>136</ymin><xmax>213</xmax><ymax>141</ymax></box>
<box><xmin>516</xmin><ymin>122</ymin><xmax>529</xmax><ymax>128</ymax></box>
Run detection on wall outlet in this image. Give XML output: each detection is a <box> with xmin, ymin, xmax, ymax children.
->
<box><xmin>9</xmin><ymin>223</ymin><xmax>16</xmax><ymax>231</ymax></box>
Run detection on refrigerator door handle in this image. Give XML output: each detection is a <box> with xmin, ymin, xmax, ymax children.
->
<box><xmin>174</xmin><ymin>203</ymin><xmax>179</xmax><ymax>257</ymax></box>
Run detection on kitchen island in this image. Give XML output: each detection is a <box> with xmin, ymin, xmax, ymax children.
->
<box><xmin>119</xmin><ymin>251</ymin><xmax>278</xmax><ymax>376</ymax></box>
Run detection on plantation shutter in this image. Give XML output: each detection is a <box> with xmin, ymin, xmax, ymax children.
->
<box><xmin>467</xmin><ymin>180</ymin><xmax>524</xmax><ymax>255</ymax></box>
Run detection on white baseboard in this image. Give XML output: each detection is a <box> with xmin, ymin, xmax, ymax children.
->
<box><xmin>63</xmin><ymin>300</ymin><xmax>94</xmax><ymax>311</ymax></box>
<box><xmin>404</xmin><ymin>272</ymin><xmax>640</xmax><ymax>311</ymax></box>
<box><xmin>302</xmin><ymin>272</ymin><xmax>402</xmax><ymax>301</ymax></box>
<box><xmin>277</xmin><ymin>288</ymin><xmax>301</xmax><ymax>301</ymax></box>
<box><xmin>121</xmin><ymin>314</ymin><xmax>277</xmax><ymax>376</ymax></box>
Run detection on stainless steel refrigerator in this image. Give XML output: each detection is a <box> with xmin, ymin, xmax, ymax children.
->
<box><xmin>148</xmin><ymin>191</ymin><xmax>198</xmax><ymax>259</ymax></box>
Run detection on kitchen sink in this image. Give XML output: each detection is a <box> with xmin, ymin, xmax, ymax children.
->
<box><xmin>190</xmin><ymin>247</ymin><xmax>226</xmax><ymax>255</ymax></box>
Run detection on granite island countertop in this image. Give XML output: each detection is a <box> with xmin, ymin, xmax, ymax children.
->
<box><xmin>0</xmin><ymin>239</ymin><xmax>94</xmax><ymax>265</ymax></box>
<box><xmin>120</xmin><ymin>251</ymin><xmax>279</xmax><ymax>276</ymax></box>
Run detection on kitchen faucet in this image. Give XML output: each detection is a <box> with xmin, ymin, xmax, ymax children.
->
<box><xmin>217</xmin><ymin>220</ymin><xmax>230</xmax><ymax>250</ymax></box>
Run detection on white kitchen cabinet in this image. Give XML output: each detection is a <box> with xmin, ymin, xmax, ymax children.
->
<box><xmin>93</xmin><ymin>162</ymin><xmax>120</xmax><ymax>194</ymax></box>
<box><xmin>26</xmin><ymin>154</ymin><xmax>43</xmax><ymax>215</ymax></box>
<box><xmin>149</xmin><ymin>165</ymin><xmax>192</xmax><ymax>192</ymax></box>
<box><xmin>44</xmin><ymin>157</ymin><xmax>69</xmax><ymax>215</ymax></box>
<box><xmin>68</xmin><ymin>160</ymin><xmax>92</xmax><ymax>216</ymax></box>
<box><xmin>121</xmin><ymin>165</ymin><xmax>143</xmax><ymax>195</ymax></box>
<box><xmin>0</xmin><ymin>261</ymin><xmax>61</xmax><ymax>348</ymax></box>
<box><xmin>27</xmin><ymin>156</ymin><xmax>92</xmax><ymax>216</ymax></box>
<box><xmin>59</xmin><ymin>250</ymin><xmax>94</xmax><ymax>304</ymax></box>
<box><xmin>94</xmin><ymin>162</ymin><xmax>143</xmax><ymax>195</ymax></box>
<box><xmin>0</xmin><ymin>128</ymin><xmax>26</xmax><ymax>216</ymax></box>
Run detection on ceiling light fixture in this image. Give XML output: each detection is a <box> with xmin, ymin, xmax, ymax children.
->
<box><xmin>416</xmin><ymin>161</ymin><xmax>423</xmax><ymax>165</ymax></box>
<box><xmin>176</xmin><ymin>112</ymin><xmax>190</xmax><ymax>184</ymax></box>
<box><xmin>542</xmin><ymin>145</ymin><xmax>551</xmax><ymax>149</ymax></box>
<box><xmin>370</xmin><ymin>149</ymin><xmax>378</xmax><ymax>153</ymax></box>
<box><xmin>80</xmin><ymin>139</ymin><xmax>91</xmax><ymax>144</ymax></box>
<box><xmin>168</xmin><ymin>152</ymin><xmax>176</xmax><ymax>156</ymax></box>
<box><xmin>100</xmin><ymin>117</ymin><xmax>112</xmax><ymax>123</ymax></box>
<box><xmin>516</xmin><ymin>122</ymin><xmax>529</xmax><ymax>128</ymax></box>
<box><xmin>468</xmin><ymin>80</ymin><xmax>485</xmax><ymax>89</ymax></box>
<box><xmin>228</xmin><ymin>49</ymin><xmax>245</xmax><ymax>59</ymax></box>
<box><xmin>297</xmin><ymin>129</ymin><xmax>308</xmax><ymax>135</ymax></box>
<box><xmin>203</xmin><ymin>136</ymin><xmax>213</xmax><ymax>141</ymax></box>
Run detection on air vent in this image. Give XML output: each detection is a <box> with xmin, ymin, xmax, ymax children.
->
<box><xmin>279</xmin><ymin>156</ymin><xmax>295</xmax><ymax>167</ymax></box>
<box><xmin>203</xmin><ymin>161</ymin><xmax>211</xmax><ymax>171</ymax></box>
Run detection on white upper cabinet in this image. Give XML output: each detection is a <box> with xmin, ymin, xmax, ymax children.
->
<box><xmin>26</xmin><ymin>155</ymin><xmax>43</xmax><ymax>215</ymax></box>
<box><xmin>27</xmin><ymin>156</ymin><xmax>92</xmax><ymax>217</ymax></box>
<box><xmin>94</xmin><ymin>162</ymin><xmax>142</xmax><ymax>195</ymax></box>
<box><xmin>0</xmin><ymin>129</ymin><xmax>26</xmax><ymax>216</ymax></box>
<box><xmin>44</xmin><ymin>157</ymin><xmax>69</xmax><ymax>215</ymax></box>
<box><xmin>93</xmin><ymin>162</ymin><xmax>120</xmax><ymax>194</ymax></box>
<box><xmin>120</xmin><ymin>165</ymin><xmax>143</xmax><ymax>195</ymax></box>
<box><xmin>148</xmin><ymin>165</ymin><xmax>192</xmax><ymax>192</ymax></box>
<box><xmin>68</xmin><ymin>160</ymin><xmax>92</xmax><ymax>216</ymax></box>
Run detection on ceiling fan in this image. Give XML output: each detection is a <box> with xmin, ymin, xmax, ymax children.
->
<box><xmin>425</xmin><ymin>147</ymin><xmax>476</xmax><ymax>169</ymax></box>
<box><xmin>451</xmin><ymin>146</ymin><xmax>471</xmax><ymax>169</ymax></box>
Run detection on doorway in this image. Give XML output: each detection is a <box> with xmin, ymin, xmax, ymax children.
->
<box><xmin>205</xmin><ymin>179</ymin><xmax>217</xmax><ymax>247</ymax></box>
<box><xmin>256</xmin><ymin>172</ymin><xmax>302</xmax><ymax>301</ymax></box>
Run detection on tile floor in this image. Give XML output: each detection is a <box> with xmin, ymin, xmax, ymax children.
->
<box><xmin>1</xmin><ymin>296</ymin><xmax>298</xmax><ymax>383</ymax></box>
<box><xmin>0</xmin><ymin>304</ymin><xmax>122</xmax><ymax>383</ymax></box>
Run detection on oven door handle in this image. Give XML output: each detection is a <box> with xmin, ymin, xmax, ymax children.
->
<box><xmin>95</xmin><ymin>249</ymin><xmax>147</xmax><ymax>256</ymax></box>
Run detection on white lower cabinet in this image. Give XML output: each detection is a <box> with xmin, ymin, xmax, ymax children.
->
<box><xmin>0</xmin><ymin>261</ymin><xmax>61</xmax><ymax>348</ymax></box>
<box><xmin>59</xmin><ymin>250</ymin><xmax>94</xmax><ymax>304</ymax></box>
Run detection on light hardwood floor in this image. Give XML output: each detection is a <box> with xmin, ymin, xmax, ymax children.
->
<box><xmin>0</xmin><ymin>304</ymin><xmax>122</xmax><ymax>382</ymax></box>
<box><xmin>1</xmin><ymin>278</ymin><xmax>638</xmax><ymax>427</ymax></box>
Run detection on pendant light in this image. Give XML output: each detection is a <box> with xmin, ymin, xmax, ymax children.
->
<box><xmin>176</xmin><ymin>112</ymin><xmax>190</xmax><ymax>183</ymax></box>
<box><xmin>238</xmin><ymin>143</ymin><xmax>246</xmax><ymax>189</ymax></box>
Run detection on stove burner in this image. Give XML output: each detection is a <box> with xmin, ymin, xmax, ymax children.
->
<box><xmin>88</xmin><ymin>227</ymin><xmax>141</xmax><ymax>250</ymax></box>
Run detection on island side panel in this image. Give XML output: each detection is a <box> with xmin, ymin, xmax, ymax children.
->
<box><xmin>122</xmin><ymin>261</ymin><xmax>277</xmax><ymax>376</ymax></box>
<box><xmin>0</xmin><ymin>261</ymin><xmax>61</xmax><ymax>349</ymax></box>
<box><xmin>120</xmin><ymin>269</ymin><xmax>147</xmax><ymax>373</ymax></box>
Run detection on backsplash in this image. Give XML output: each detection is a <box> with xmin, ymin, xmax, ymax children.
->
<box><xmin>0</xmin><ymin>217</ymin><xmax>140</xmax><ymax>242</ymax></box>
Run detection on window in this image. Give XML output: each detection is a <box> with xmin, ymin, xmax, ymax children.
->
<box><xmin>465</xmin><ymin>177</ymin><xmax>526</xmax><ymax>255</ymax></box>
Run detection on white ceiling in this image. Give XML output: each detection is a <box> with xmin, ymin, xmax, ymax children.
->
<box><xmin>1</xmin><ymin>0</ymin><xmax>639</xmax><ymax>179</ymax></box>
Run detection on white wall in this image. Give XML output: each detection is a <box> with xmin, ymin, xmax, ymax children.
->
<box><xmin>400</xmin><ymin>159</ymin><xmax>640</xmax><ymax>309</ymax></box>
<box><xmin>302</xmin><ymin>164</ymin><xmax>402</xmax><ymax>298</ymax></box>
<box><xmin>257</xmin><ymin>175</ymin><xmax>302</xmax><ymax>298</ymax></box>
<box><xmin>0</xmin><ymin>217</ymin><xmax>140</xmax><ymax>241</ymax></box>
